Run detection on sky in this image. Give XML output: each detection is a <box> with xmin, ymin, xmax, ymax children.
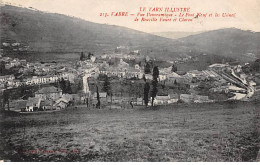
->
<box><xmin>2</xmin><ymin>0</ymin><xmax>260</xmax><ymax>33</ymax></box>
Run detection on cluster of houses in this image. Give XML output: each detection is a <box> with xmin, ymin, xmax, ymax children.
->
<box><xmin>0</xmin><ymin>56</ymin><xmax>27</xmax><ymax>69</ymax></box>
<box><xmin>0</xmin><ymin>75</ymin><xmax>15</xmax><ymax>88</ymax></box>
<box><xmin>0</xmin><ymin>55</ymin><xmax>79</xmax><ymax>89</ymax></box>
<box><xmin>1</xmin><ymin>46</ymin><xmax>258</xmax><ymax>111</ymax></box>
<box><xmin>99</xmin><ymin>60</ymin><xmax>143</xmax><ymax>79</ymax></box>
<box><xmin>15</xmin><ymin>86</ymin><xmax>81</xmax><ymax>112</ymax></box>
<box><xmin>2</xmin><ymin>41</ymin><xmax>30</xmax><ymax>52</ymax></box>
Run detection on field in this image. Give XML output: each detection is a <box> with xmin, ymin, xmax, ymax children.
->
<box><xmin>0</xmin><ymin>101</ymin><xmax>259</xmax><ymax>162</ymax></box>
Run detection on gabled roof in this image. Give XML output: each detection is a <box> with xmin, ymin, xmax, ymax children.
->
<box><xmin>55</xmin><ymin>98</ymin><xmax>69</xmax><ymax>104</ymax></box>
<box><xmin>16</xmin><ymin>100</ymin><xmax>27</xmax><ymax>109</ymax></box>
<box><xmin>26</xmin><ymin>97</ymin><xmax>41</xmax><ymax>107</ymax></box>
<box><xmin>35</xmin><ymin>86</ymin><xmax>62</xmax><ymax>94</ymax></box>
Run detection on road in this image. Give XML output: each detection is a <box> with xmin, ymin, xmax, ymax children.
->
<box><xmin>220</xmin><ymin>69</ymin><xmax>255</xmax><ymax>101</ymax></box>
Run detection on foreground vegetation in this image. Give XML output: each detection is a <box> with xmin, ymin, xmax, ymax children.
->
<box><xmin>0</xmin><ymin>101</ymin><xmax>259</xmax><ymax>161</ymax></box>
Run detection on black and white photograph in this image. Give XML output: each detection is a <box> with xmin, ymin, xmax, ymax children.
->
<box><xmin>0</xmin><ymin>0</ymin><xmax>259</xmax><ymax>162</ymax></box>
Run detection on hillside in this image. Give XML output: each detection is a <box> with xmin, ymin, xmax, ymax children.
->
<box><xmin>152</xmin><ymin>31</ymin><xmax>204</xmax><ymax>39</ymax></box>
<box><xmin>0</xmin><ymin>5</ymin><xmax>177</xmax><ymax>56</ymax></box>
<box><xmin>1</xmin><ymin>5</ymin><xmax>259</xmax><ymax>63</ymax></box>
<box><xmin>177</xmin><ymin>28</ymin><xmax>260</xmax><ymax>62</ymax></box>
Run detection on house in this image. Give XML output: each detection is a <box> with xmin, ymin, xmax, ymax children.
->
<box><xmin>100</xmin><ymin>61</ymin><xmax>109</xmax><ymax>69</ymax></box>
<box><xmin>10</xmin><ymin>60</ymin><xmax>21</xmax><ymax>67</ymax></box>
<box><xmin>90</xmin><ymin>56</ymin><xmax>96</xmax><ymax>62</ymax></box>
<box><xmin>180</xmin><ymin>94</ymin><xmax>194</xmax><ymax>103</ymax></box>
<box><xmin>126</xmin><ymin>68</ymin><xmax>142</xmax><ymax>79</ymax></box>
<box><xmin>92</xmin><ymin>92</ymin><xmax>108</xmax><ymax>105</ymax></box>
<box><xmin>25</xmin><ymin>97</ymin><xmax>41</xmax><ymax>112</ymax></box>
<box><xmin>15</xmin><ymin>100</ymin><xmax>27</xmax><ymax>112</ymax></box>
<box><xmin>5</xmin><ymin>64</ymin><xmax>12</xmax><ymax>69</ymax></box>
<box><xmin>186</xmin><ymin>70</ymin><xmax>208</xmax><ymax>81</ymax></box>
<box><xmin>153</xmin><ymin>95</ymin><xmax>170</xmax><ymax>105</ymax></box>
<box><xmin>135</xmin><ymin>64</ymin><xmax>140</xmax><ymax>70</ymax></box>
<box><xmin>118</xmin><ymin>59</ymin><xmax>129</xmax><ymax>68</ymax></box>
<box><xmin>35</xmin><ymin>86</ymin><xmax>62</xmax><ymax>100</ymax></box>
<box><xmin>153</xmin><ymin>93</ymin><xmax>179</xmax><ymax>105</ymax></box>
<box><xmin>194</xmin><ymin>95</ymin><xmax>212</xmax><ymax>103</ymax></box>
<box><xmin>159</xmin><ymin>74</ymin><xmax>167</xmax><ymax>81</ymax></box>
<box><xmin>144</xmin><ymin>74</ymin><xmax>153</xmax><ymax>80</ymax></box>
<box><xmin>136</xmin><ymin>98</ymin><xmax>143</xmax><ymax>105</ymax></box>
<box><xmin>41</xmin><ymin>100</ymin><xmax>53</xmax><ymax>110</ymax></box>
<box><xmin>108</xmin><ymin>95</ymin><xmax>121</xmax><ymax>104</ymax></box>
<box><xmin>166</xmin><ymin>76</ymin><xmax>190</xmax><ymax>85</ymax></box>
<box><xmin>100</xmin><ymin>67</ymin><xmax>126</xmax><ymax>78</ymax></box>
<box><xmin>0</xmin><ymin>75</ymin><xmax>15</xmax><ymax>83</ymax></box>
<box><xmin>20</xmin><ymin>59</ymin><xmax>27</xmax><ymax>65</ymax></box>
<box><xmin>180</xmin><ymin>94</ymin><xmax>212</xmax><ymax>103</ymax></box>
<box><xmin>61</xmin><ymin>94</ymin><xmax>73</xmax><ymax>101</ymax></box>
<box><xmin>54</xmin><ymin>98</ymin><xmax>69</xmax><ymax>110</ymax></box>
<box><xmin>129</xmin><ymin>50</ymin><xmax>140</xmax><ymax>55</ymax></box>
<box><xmin>168</xmin><ymin>94</ymin><xmax>179</xmax><ymax>104</ymax></box>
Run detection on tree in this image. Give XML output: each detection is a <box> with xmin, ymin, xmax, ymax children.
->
<box><xmin>96</xmin><ymin>85</ymin><xmax>100</xmax><ymax>109</ymax></box>
<box><xmin>65</xmin><ymin>81</ymin><xmax>72</xmax><ymax>94</ymax></box>
<box><xmin>59</xmin><ymin>78</ymin><xmax>66</xmax><ymax>93</ymax></box>
<box><xmin>0</xmin><ymin>61</ymin><xmax>6</xmax><ymax>75</ymax></box>
<box><xmin>3</xmin><ymin>90</ymin><xmax>10</xmax><ymax>111</ymax></box>
<box><xmin>142</xmin><ymin>74</ymin><xmax>146</xmax><ymax>82</ymax></box>
<box><xmin>151</xmin><ymin>66</ymin><xmax>159</xmax><ymax>106</ymax></box>
<box><xmin>18</xmin><ymin>84</ymin><xmax>27</xmax><ymax>98</ymax></box>
<box><xmin>76</xmin><ymin>78</ymin><xmax>83</xmax><ymax>92</ymax></box>
<box><xmin>251</xmin><ymin>59</ymin><xmax>260</xmax><ymax>72</ymax></box>
<box><xmin>144</xmin><ymin>62</ymin><xmax>151</xmax><ymax>74</ymax></box>
<box><xmin>171</xmin><ymin>64</ymin><xmax>177</xmax><ymax>72</ymax></box>
<box><xmin>80</xmin><ymin>52</ymin><xmax>85</xmax><ymax>61</ymax></box>
<box><xmin>174</xmin><ymin>79</ymin><xmax>178</xmax><ymax>85</ymax></box>
<box><xmin>102</xmin><ymin>75</ymin><xmax>111</xmax><ymax>95</ymax></box>
<box><xmin>143</xmin><ymin>82</ymin><xmax>150</xmax><ymax>106</ymax></box>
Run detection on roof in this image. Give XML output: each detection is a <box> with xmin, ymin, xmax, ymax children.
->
<box><xmin>55</xmin><ymin>98</ymin><xmax>69</xmax><ymax>104</ymax></box>
<box><xmin>127</xmin><ymin>67</ymin><xmax>141</xmax><ymax>73</ymax></box>
<box><xmin>194</xmin><ymin>95</ymin><xmax>209</xmax><ymax>100</ymax></box>
<box><xmin>26</xmin><ymin>97</ymin><xmax>41</xmax><ymax>107</ymax></box>
<box><xmin>169</xmin><ymin>94</ymin><xmax>179</xmax><ymax>99</ymax></box>
<box><xmin>180</xmin><ymin>94</ymin><xmax>194</xmax><ymax>99</ymax></box>
<box><xmin>0</xmin><ymin>75</ymin><xmax>15</xmax><ymax>79</ymax></box>
<box><xmin>93</xmin><ymin>92</ymin><xmax>107</xmax><ymax>98</ymax></box>
<box><xmin>16</xmin><ymin>100</ymin><xmax>27</xmax><ymax>109</ymax></box>
<box><xmin>155</xmin><ymin>95</ymin><xmax>170</xmax><ymax>100</ymax></box>
<box><xmin>167</xmin><ymin>72</ymin><xmax>181</xmax><ymax>78</ymax></box>
<box><xmin>61</xmin><ymin>94</ymin><xmax>72</xmax><ymax>101</ymax></box>
<box><xmin>35</xmin><ymin>86</ymin><xmax>62</xmax><ymax>94</ymax></box>
<box><xmin>41</xmin><ymin>100</ymin><xmax>53</xmax><ymax>106</ymax></box>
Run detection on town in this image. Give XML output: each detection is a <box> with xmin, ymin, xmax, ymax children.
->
<box><xmin>1</xmin><ymin>45</ymin><xmax>259</xmax><ymax>112</ymax></box>
<box><xmin>0</xmin><ymin>2</ymin><xmax>259</xmax><ymax>162</ymax></box>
